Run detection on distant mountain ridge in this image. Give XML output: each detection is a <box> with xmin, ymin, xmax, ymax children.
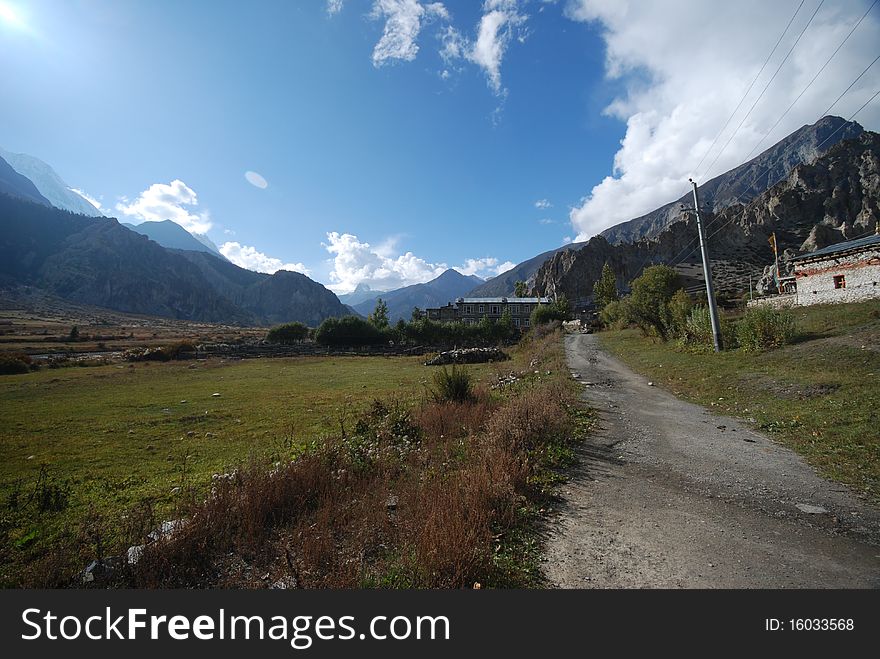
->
<box><xmin>353</xmin><ymin>269</ymin><xmax>483</xmax><ymax>322</ymax></box>
<box><xmin>0</xmin><ymin>155</ymin><xmax>51</xmax><ymax>207</ymax></box>
<box><xmin>0</xmin><ymin>193</ymin><xmax>351</xmax><ymax>326</ymax></box>
<box><xmin>338</xmin><ymin>282</ymin><xmax>381</xmax><ymax>307</ymax></box>
<box><xmin>469</xmin><ymin>116</ymin><xmax>864</xmax><ymax>297</ymax></box>
<box><xmin>121</xmin><ymin>220</ymin><xmax>228</xmax><ymax>261</ymax></box>
<box><xmin>0</xmin><ymin>147</ymin><xmax>104</xmax><ymax>217</ymax></box>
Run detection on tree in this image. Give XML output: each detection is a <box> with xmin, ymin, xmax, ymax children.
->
<box><xmin>592</xmin><ymin>262</ymin><xmax>619</xmax><ymax>309</ymax></box>
<box><xmin>626</xmin><ymin>265</ymin><xmax>681</xmax><ymax>340</ymax></box>
<box><xmin>411</xmin><ymin>306</ymin><xmax>423</xmax><ymax>322</ymax></box>
<box><xmin>368</xmin><ymin>298</ymin><xmax>389</xmax><ymax>329</ymax></box>
<box><xmin>68</xmin><ymin>325</ymin><xmax>79</xmax><ymax>341</ymax></box>
<box><xmin>514</xmin><ymin>280</ymin><xmax>528</xmax><ymax>297</ymax></box>
<box><xmin>315</xmin><ymin>316</ymin><xmax>385</xmax><ymax>346</ymax></box>
<box><xmin>266</xmin><ymin>322</ymin><xmax>309</xmax><ymax>344</ymax></box>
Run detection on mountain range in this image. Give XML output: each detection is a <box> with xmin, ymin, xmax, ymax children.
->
<box><xmin>0</xmin><ymin>193</ymin><xmax>353</xmax><ymax>325</ymax></box>
<box><xmin>0</xmin><ymin>147</ymin><xmax>104</xmax><ymax>217</ymax></box>
<box><xmin>121</xmin><ymin>220</ymin><xmax>228</xmax><ymax>261</ymax></box>
<box><xmin>529</xmin><ymin>126</ymin><xmax>880</xmax><ymax>303</ymax></box>
<box><xmin>469</xmin><ymin>116</ymin><xmax>864</xmax><ymax>297</ymax></box>
<box><xmin>352</xmin><ymin>269</ymin><xmax>483</xmax><ymax>322</ymax></box>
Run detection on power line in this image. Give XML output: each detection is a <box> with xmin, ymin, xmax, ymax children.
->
<box><xmin>690</xmin><ymin>0</ymin><xmax>806</xmax><ymax>177</ymax></box>
<box><xmin>819</xmin><ymin>52</ymin><xmax>880</xmax><ymax>117</ymax></box>
<box><xmin>744</xmin><ymin>0</ymin><xmax>878</xmax><ymax>161</ymax></box>
<box><xmin>670</xmin><ymin>86</ymin><xmax>880</xmax><ymax>266</ymax></box>
<box><xmin>698</xmin><ymin>0</ymin><xmax>826</xmax><ymax>182</ymax></box>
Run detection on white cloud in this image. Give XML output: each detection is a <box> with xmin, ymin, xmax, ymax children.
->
<box><xmin>538</xmin><ymin>218</ymin><xmax>555</xmax><ymax>225</ymax></box>
<box><xmin>219</xmin><ymin>242</ymin><xmax>310</xmax><ymax>276</ymax></box>
<box><xmin>370</xmin><ymin>0</ymin><xmax>449</xmax><ymax>67</ymax></box>
<box><xmin>455</xmin><ymin>257</ymin><xmax>515</xmax><ymax>278</ymax></box>
<box><xmin>565</xmin><ymin>0</ymin><xmax>880</xmax><ymax>241</ymax></box>
<box><xmin>69</xmin><ymin>187</ymin><xmax>102</xmax><ymax>211</ymax></box>
<box><xmin>244</xmin><ymin>170</ymin><xmax>268</xmax><ymax>189</ymax></box>
<box><xmin>115</xmin><ymin>179</ymin><xmax>213</xmax><ymax>234</ymax></box>
<box><xmin>327</xmin><ymin>0</ymin><xmax>344</xmax><ymax>16</ymax></box>
<box><xmin>534</xmin><ymin>198</ymin><xmax>552</xmax><ymax>209</ymax></box>
<box><xmin>324</xmin><ymin>232</ymin><xmax>511</xmax><ymax>292</ymax></box>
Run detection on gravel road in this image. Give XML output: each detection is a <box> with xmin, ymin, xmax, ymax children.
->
<box><xmin>543</xmin><ymin>333</ymin><xmax>880</xmax><ymax>588</ymax></box>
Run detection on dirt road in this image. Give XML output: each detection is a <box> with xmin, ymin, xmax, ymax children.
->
<box><xmin>544</xmin><ymin>333</ymin><xmax>880</xmax><ymax>588</ymax></box>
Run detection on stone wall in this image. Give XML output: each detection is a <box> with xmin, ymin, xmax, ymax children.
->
<box><xmin>747</xmin><ymin>294</ymin><xmax>797</xmax><ymax>309</ymax></box>
<box><xmin>795</xmin><ymin>248</ymin><xmax>880</xmax><ymax>306</ymax></box>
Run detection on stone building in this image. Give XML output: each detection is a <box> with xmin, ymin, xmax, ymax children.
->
<box><xmin>792</xmin><ymin>233</ymin><xmax>880</xmax><ymax>306</ymax></box>
<box><xmin>424</xmin><ymin>297</ymin><xmax>551</xmax><ymax>329</ymax></box>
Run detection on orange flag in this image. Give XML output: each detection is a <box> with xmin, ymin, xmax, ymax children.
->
<box><xmin>768</xmin><ymin>232</ymin><xmax>777</xmax><ymax>253</ymax></box>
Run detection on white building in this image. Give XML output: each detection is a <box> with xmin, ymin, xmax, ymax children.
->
<box><xmin>792</xmin><ymin>233</ymin><xmax>880</xmax><ymax>306</ymax></box>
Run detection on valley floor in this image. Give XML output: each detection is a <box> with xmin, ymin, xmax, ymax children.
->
<box><xmin>544</xmin><ymin>333</ymin><xmax>880</xmax><ymax>588</ymax></box>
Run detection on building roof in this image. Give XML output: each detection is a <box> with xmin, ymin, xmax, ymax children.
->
<box><xmin>455</xmin><ymin>297</ymin><xmax>551</xmax><ymax>304</ymax></box>
<box><xmin>792</xmin><ymin>233</ymin><xmax>880</xmax><ymax>261</ymax></box>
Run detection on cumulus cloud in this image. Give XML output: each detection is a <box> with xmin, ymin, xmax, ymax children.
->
<box><xmin>116</xmin><ymin>180</ymin><xmax>213</xmax><ymax>234</ymax></box>
<box><xmin>455</xmin><ymin>257</ymin><xmax>516</xmax><ymax>278</ymax></box>
<box><xmin>534</xmin><ymin>198</ymin><xmax>552</xmax><ymax>209</ymax></box>
<box><xmin>327</xmin><ymin>0</ymin><xmax>344</xmax><ymax>16</ymax></box>
<box><xmin>324</xmin><ymin>232</ymin><xmax>511</xmax><ymax>293</ymax></box>
<box><xmin>219</xmin><ymin>242</ymin><xmax>310</xmax><ymax>276</ymax></box>
<box><xmin>369</xmin><ymin>0</ymin><xmax>449</xmax><ymax>67</ymax></box>
<box><xmin>244</xmin><ymin>170</ymin><xmax>268</xmax><ymax>189</ymax></box>
<box><xmin>70</xmin><ymin>187</ymin><xmax>102</xmax><ymax>211</ymax></box>
<box><xmin>565</xmin><ymin>0</ymin><xmax>880</xmax><ymax>241</ymax></box>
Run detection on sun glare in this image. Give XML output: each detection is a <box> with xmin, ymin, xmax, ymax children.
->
<box><xmin>0</xmin><ymin>2</ymin><xmax>23</xmax><ymax>28</ymax></box>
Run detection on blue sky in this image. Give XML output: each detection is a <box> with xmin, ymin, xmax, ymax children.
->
<box><xmin>1</xmin><ymin>1</ymin><xmax>878</xmax><ymax>292</ymax></box>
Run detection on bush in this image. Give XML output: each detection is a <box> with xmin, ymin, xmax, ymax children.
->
<box><xmin>681</xmin><ymin>306</ymin><xmax>735</xmax><ymax>350</ymax></box>
<box><xmin>626</xmin><ymin>265</ymin><xmax>681</xmax><ymax>340</ymax></box>
<box><xmin>430</xmin><ymin>365</ymin><xmax>474</xmax><ymax>403</ymax></box>
<box><xmin>266</xmin><ymin>322</ymin><xmax>309</xmax><ymax>344</ymax></box>
<box><xmin>599</xmin><ymin>299</ymin><xmax>628</xmax><ymax>329</ymax></box>
<box><xmin>668</xmin><ymin>289</ymin><xmax>693</xmax><ymax>337</ymax></box>
<box><xmin>315</xmin><ymin>316</ymin><xmax>386</xmax><ymax>347</ymax></box>
<box><xmin>0</xmin><ymin>352</ymin><xmax>31</xmax><ymax>375</ymax></box>
<box><xmin>736</xmin><ymin>306</ymin><xmax>797</xmax><ymax>352</ymax></box>
<box><xmin>531</xmin><ymin>297</ymin><xmax>571</xmax><ymax>326</ymax></box>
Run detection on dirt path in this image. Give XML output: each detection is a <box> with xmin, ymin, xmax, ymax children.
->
<box><xmin>543</xmin><ymin>333</ymin><xmax>880</xmax><ymax>588</ymax></box>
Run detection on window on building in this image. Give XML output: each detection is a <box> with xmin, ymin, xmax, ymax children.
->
<box><xmin>514</xmin><ymin>317</ymin><xmax>520</xmax><ymax>327</ymax></box>
<box><xmin>523</xmin><ymin>318</ymin><xmax>530</xmax><ymax>328</ymax></box>
<box><xmin>491</xmin><ymin>305</ymin><xmax>499</xmax><ymax>314</ymax></box>
<box><xmin>478</xmin><ymin>305</ymin><xmax>484</xmax><ymax>314</ymax></box>
<box><xmin>833</xmin><ymin>274</ymin><xmax>846</xmax><ymax>289</ymax></box>
<box><xmin>511</xmin><ymin>305</ymin><xmax>518</xmax><ymax>315</ymax></box>
<box><xmin>464</xmin><ymin>305</ymin><xmax>472</xmax><ymax>314</ymax></box>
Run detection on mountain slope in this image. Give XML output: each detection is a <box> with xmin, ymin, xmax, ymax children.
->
<box><xmin>0</xmin><ymin>156</ymin><xmax>51</xmax><ymax>207</ymax></box>
<box><xmin>353</xmin><ymin>269</ymin><xmax>483</xmax><ymax>322</ymax></box>
<box><xmin>530</xmin><ymin>130</ymin><xmax>880</xmax><ymax>302</ymax></box>
<box><xmin>338</xmin><ymin>282</ymin><xmax>381</xmax><ymax>307</ymax></box>
<box><xmin>0</xmin><ymin>147</ymin><xmax>104</xmax><ymax>216</ymax></box>
<box><xmin>600</xmin><ymin>116</ymin><xmax>864</xmax><ymax>244</ymax></box>
<box><xmin>0</xmin><ymin>193</ymin><xmax>353</xmax><ymax>326</ymax></box>
<box><xmin>471</xmin><ymin>116</ymin><xmax>863</xmax><ymax>297</ymax></box>
<box><xmin>121</xmin><ymin>220</ymin><xmax>228</xmax><ymax>260</ymax></box>
<box><xmin>174</xmin><ymin>250</ymin><xmax>353</xmax><ymax>326</ymax></box>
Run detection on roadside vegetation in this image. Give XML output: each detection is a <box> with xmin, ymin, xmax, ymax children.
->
<box><xmin>590</xmin><ymin>262</ymin><xmax>879</xmax><ymax>502</ymax></box>
<box><xmin>1</xmin><ymin>326</ymin><xmax>591</xmax><ymax>588</ymax></box>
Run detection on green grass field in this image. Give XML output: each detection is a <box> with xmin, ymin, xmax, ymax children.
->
<box><xmin>598</xmin><ymin>300</ymin><xmax>880</xmax><ymax>501</ymax></box>
<box><xmin>0</xmin><ymin>354</ymin><xmax>495</xmax><ymax>580</ymax></box>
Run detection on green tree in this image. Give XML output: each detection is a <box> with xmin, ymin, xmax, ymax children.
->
<box><xmin>626</xmin><ymin>265</ymin><xmax>681</xmax><ymax>340</ymax></box>
<box><xmin>514</xmin><ymin>280</ymin><xmax>528</xmax><ymax>297</ymax></box>
<box><xmin>368</xmin><ymin>298</ymin><xmax>389</xmax><ymax>329</ymax></box>
<box><xmin>68</xmin><ymin>325</ymin><xmax>79</xmax><ymax>341</ymax></box>
<box><xmin>315</xmin><ymin>316</ymin><xmax>385</xmax><ymax>346</ymax></box>
<box><xmin>266</xmin><ymin>322</ymin><xmax>309</xmax><ymax>344</ymax></box>
<box><xmin>411</xmin><ymin>306</ymin><xmax>423</xmax><ymax>322</ymax></box>
<box><xmin>592</xmin><ymin>262</ymin><xmax>619</xmax><ymax>309</ymax></box>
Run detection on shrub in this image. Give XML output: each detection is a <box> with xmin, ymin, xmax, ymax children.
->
<box><xmin>599</xmin><ymin>299</ymin><xmax>627</xmax><ymax>329</ymax></box>
<box><xmin>0</xmin><ymin>352</ymin><xmax>32</xmax><ymax>375</ymax></box>
<box><xmin>736</xmin><ymin>306</ymin><xmax>797</xmax><ymax>352</ymax></box>
<box><xmin>681</xmin><ymin>306</ymin><xmax>735</xmax><ymax>350</ymax></box>
<box><xmin>531</xmin><ymin>297</ymin><xmax>570</xmax><ymax>326</ymax></box>
<box><xmin>430</xmin><ymin>365</ymin><xmax>474</xmax><ymax>403</ymax></box>
<box><xmin>626</xmin><ymin>265</ymin><xmax>681</xmax><ymax>340</ymax></box>
<box><xmin>315</xmin><ymin>316</ymin><xmax>386</xmax><ymax>346</ymax></box>
<box><xmin>266</xmin><ymin>322</ymin><xmax>309</xmax><ymax>344</ymax></box>
<box><xmin>668</xmin><ymin>289</ymin><xmax>693</xmax><ymax>337</ymax></box>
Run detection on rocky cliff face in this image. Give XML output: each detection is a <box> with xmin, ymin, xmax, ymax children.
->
<box><xmin>532</xmin><ymin>131</ymin><xmax>880</xmax><ymax>302</ymax></box>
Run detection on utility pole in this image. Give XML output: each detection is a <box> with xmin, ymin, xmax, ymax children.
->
<box><xmin>689</xmin><ymin>178</ymin><xmax>723</xmax><ymax>352</ymax></box>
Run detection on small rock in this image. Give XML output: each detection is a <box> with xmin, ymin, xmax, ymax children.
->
<box><xmin>211</xmin><ymin>393</ymin><xmax>221</xmax><ymax>397</ymax></box>
<box><xmin>180</xmin><ymin>400</ymin><xmax>187</xmax><ymax>404</ymax></box>
<box><xmin>26</xmin><ymin>455</ymin><xmax>35</xmax><ymax>460</ymax></box>
<box><xmin>386</xmin><ymin>494</ymin><xmax>399</xmax><ymax>511</ymax></box>
<box><xmin>795</xmin><ymin>503</ymin><xmax>828</xmax><ymax>515</ymax></box>
<box><xmin>205</xmin><ymin>432</ymin><xmax>215</xmax><ymax>438</ymax></box>
<box><xmin>127</xmin><ymin>545</ymin><xmax>144</xmax><ymax>565</ymax></box>
<box><xmin>647</xmin><ymin>382</ymin><xmax>654</xmax><ymax>387</ymax></box>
